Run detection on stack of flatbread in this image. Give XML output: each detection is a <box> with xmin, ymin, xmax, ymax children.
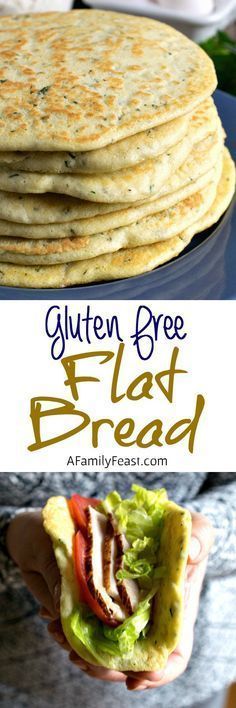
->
<box><xmin>0</xmin><ymin>10</ymin><xmax>235</xmax><ymax>288</ymax></box>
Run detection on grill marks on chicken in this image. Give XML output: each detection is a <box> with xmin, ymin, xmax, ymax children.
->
<box><xmin>85</xmin><ymin>506</ymin><xmax>140</xmax><ymax>625</ymax></box>
<box><xmin>103</xmin><ymin>516</ymin><xmax>120</xmax><ymax>602</ymax></box>
<box><xmin>85</xmin><ymin>506</ymin><xmax>127</xmax><ymax>624</ymax></box>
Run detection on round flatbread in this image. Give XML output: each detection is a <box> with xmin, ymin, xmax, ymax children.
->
<box><xmin>0</xmin><ymin>168</ymin><xmax>222</xmax><ymax>265</ymax></box>
<box><xmin>0</xmin><ymin>128</ymin><xmax>223</xmax><ymax>232</ymax></box>
<box><xmin>0</xmin><ymin>114</ymin><xmax>189</xmax><ymax>175</ymax></box>
<box><xmin>0</xmin><ymin>160</ymin><xmax>221</xmax><ymax>241</ymax></box>
<box><xmin>0</xmin><ymin>135</ymin><xmax>192</xmax><ymax>203</ymax></box>
<box><xmin>0</xmin><ymin>148</ymin><xmax>233</xmax><ymax>287</ymax></box>
<box><xmin>0</xmin><ymin>98</ymin><xmax>218</xmax><ymax>175</ymax></box>
<box><xmin>0</xmin><ymin>10</ymin><xmax>216</xmax><ymax>151</ymax></box>
<box><xmin>0</xmin><ymin>122</ymin><xmax>223</xmax><ymax>205</ymax></box>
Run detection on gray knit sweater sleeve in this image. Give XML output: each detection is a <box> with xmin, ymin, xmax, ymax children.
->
<box><xmin>0</xmin><ymin>473</ymin><xmax>235</xmax><ymax>590</ymax></box>
<box><xmin>187</xmin><ymin>474</ymin><xmax>236</xmax><ymax>577</ymax></box>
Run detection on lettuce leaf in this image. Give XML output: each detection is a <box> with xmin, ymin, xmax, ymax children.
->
<box><xmin>100</xmin><ymin>484</ymin><xmax>166</xmax><ymax>540</ymax></box>
<box><xmin>70</xmin><ymin>589</ymin><xmax>156</xmax><ymax>660</ymax></box>
<box><xmin>100</xmin><ymin>484</ymin><xmax>167</xmax><ymax>588</ymax></box>
<box><xmin>100</xmin><ymin>490</ymin><xmax>122</xmax><ymax>515</ymax></box>
<box><xmin>103</xmin><ymin>590</ymin><xmax>155</xmax><ymax>654</ymax></box>
<box><xmin>70</xmin><ymin>605</ymin><xmax>119</xmax><ymax>660</ymax></box>
<box><xmin>116</xmin><ymin>536</ymin><xmax>165</xmax><ymax>589</ymax></box>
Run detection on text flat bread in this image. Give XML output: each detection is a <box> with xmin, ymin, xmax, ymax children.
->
<box><xmin>0</xmin><ymin>148</ymin><xmax>234</xmax><ymax>286</ymax></box>
<box><xmin>0</xmin><ymin>98</ymin><xmax>218</xmax><ymax>175</ymax></box>
<box><xmin>0</xmin><ymin>130</ymin><xmax>223</xmax><ymax>226</ymax></box>
<box><xmin>0</xmin><ymin>11</ymin><xmax>217</xmax><ymax>151</ymax></box>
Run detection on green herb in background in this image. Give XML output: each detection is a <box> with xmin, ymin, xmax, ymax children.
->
<box><xmin>200</xmin><ymin>31</ymin><xmax>236</xmax><ymax>96</ymax></box>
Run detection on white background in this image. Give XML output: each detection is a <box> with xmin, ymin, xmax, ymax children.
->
<box><xmin>0</xmin><ymin>300</ymin><xmax>235</xmax><ymax>473</ymax></box>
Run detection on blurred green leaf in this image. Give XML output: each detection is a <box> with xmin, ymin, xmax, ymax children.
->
<box><xmin>200</xmin><ymin>31</ymin><xmax>236</xmax><ymax>96</ymax></box>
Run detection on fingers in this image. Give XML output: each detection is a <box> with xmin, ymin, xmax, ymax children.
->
<box><xmin>47</xmin><ymin>631</ymin><xmax>126</xmax><ymax>684</ymax></box>
<box><xmin>188</xmin><ymin>512</ymin><xmax>215</xmax><ymax>565</ymax></box>
<box><xmin>47</xmin><ymin>619</ymin><xmax>71</xmax><ymax>651</ymax></box>
<box><xmin>38</xmin><ymin>606</ymin><xmax>54</xmax><ymax>621</ymax></box>
<box><xmin>69</xmin><ymin>652</ymin><xmax>126</xmax><ymax>682</ymax></box>
<box><xmin>185</xmin><ymin>556</ymin><xmax>208</xmax><ymax>627</ymax></box>
<box><xmin>22</xmin><ymin>570</ymin><xmax>58</xmax><ymax>618</ymax></box>
<box><xmin>7</xmin><ymin>511</ymin><xmax>61</xmax><ymax>619</ymax></box>
<box><xmin>145</xmin><ymin>652</ymin><xmax>188</xmax><ymax>688</ymax></box>
<box><xmin>126</xmin><ymin>553</ymin><xmax>205</xmax><ymax>692</ymax></box>
<box><xmin>126</xmin><ymin>649</ymin><xmax>190</xmax><ymax>691</ymax></box>
<box><xmin>29</xmin><ymin>519</ymin><xmax>61</xmax><ymax>615</ymax></box>
<box><xmin>41</xmin><ymin>555</ymin><xmax>61</xmax><ymax>614</ymax></box>
<box><xmin>126</xmin><ymin>679</ymin><xmax>150</xmax><ymax>691</ymax></box>
<box><xmin>47</xmin><ymin>619</ymin><xmax>126</xmax><ymax>681</ymax></box>
<box><xmin>126</xmin><ymin>670</ymin><xmax>164</xmax><ymax>681</ymax></box>
<box><xmin>127</xmin><ymin>678</ymin><xmax>162</xmax><ymax>691</ymax></box>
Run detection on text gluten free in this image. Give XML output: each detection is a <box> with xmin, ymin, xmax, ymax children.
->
<box><xmin>45</xmin><ymin>304</ymin><xmax>187</xmax><ymax>360</ymax></box>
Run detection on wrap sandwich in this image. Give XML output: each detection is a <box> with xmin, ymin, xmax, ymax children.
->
<box><xmin>42</xmin><ymin>485</ymin><xmax>191</xmax><ymax>672</ymax></box>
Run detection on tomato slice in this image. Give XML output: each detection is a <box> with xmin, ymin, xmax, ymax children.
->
<box><xmin>69</xmin><ymin>494</ymin><xmax>100</xmax><ymax>534</ymax></box>
<box><xmin>74</xmin><ymin>530</ymin><xmax>117</xmax><ymax>626</ymax></box>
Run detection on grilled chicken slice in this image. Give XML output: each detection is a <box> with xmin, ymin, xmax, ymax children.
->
<box><xmin>85</xmin><ymin>506</ymin><xmax>127</xmax><ymax>624</ymax></box>
<box><xmin>115</xmin><ymin>532</ymin><xmax>140</xmax><ymax>616</ymax></box>
<box><xmin>103</xmin><ymin>517</ymin><xmax>120</xmax><ymax>602</ymax></box>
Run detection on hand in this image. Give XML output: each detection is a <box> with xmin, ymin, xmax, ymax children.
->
<box><xmin>49</xmin><ymin>511</ymin><xmax>215</xmax><ymax>690</ymax></box>
<box><xmin>6</xmin><ymin>510</ymin><xmax>61</xmax><ymax>619</ymax></box>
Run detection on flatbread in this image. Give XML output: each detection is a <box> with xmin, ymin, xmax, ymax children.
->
<box><xmin>0</xmin><ymin>148</ymin><xmax>234</xmax><ymax>286</ymax></box>
<box><xmin>0</xmin><ymin>177</ymin><xmax>219</xmax><ymax>264</ymax></box>
<box><xmin>182</xmin><ymin>147</ymin><xmax>235</xmax><ymax>238</ymax></box>
<box><xmin>0</xmin><ymin>10</ymin><xmax>216</xmax><ymax>151</ymax></box>
<box><xmin>0</xmin><ymin>98</ymin><xmax>218</xmax><ymax>175</ymax></box>
<box><xmin>0</xmin><ymin>135</ymin><xmax>192</xmax><ymax>203</ymax></box>
<box><xmin>0</xmin><ymin>124</ymin><xmax>223</xmax><ymax>204</ymax></box>
<box><xmin>0</xmin><ymin>129</ymin><xmax>223</xmax><ymax>226</ymax></box>
<box><xmin>0</xmin><ymin>114</ymin><xmax>190</xmax><ymax>174</ymax></box>
<box><xmin>42</xmin><ymin>494</ymin><xmax>191</xmax><ymax>672</ymax></box>
<box><xmin>159</xmin><ymin>128</ymin><xmax>223</xmax><ymax>197</ymax></box>
<box><xmin>0</xmin><ymin>161</ymin><xmax>220</xmax><ymax>239</ymax></box>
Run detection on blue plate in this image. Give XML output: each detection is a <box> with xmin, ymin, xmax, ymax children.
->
<box><xmin>0</xmin><ymin>89</ymin><xmax>235</xmax><ymax>300</ymax></box>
